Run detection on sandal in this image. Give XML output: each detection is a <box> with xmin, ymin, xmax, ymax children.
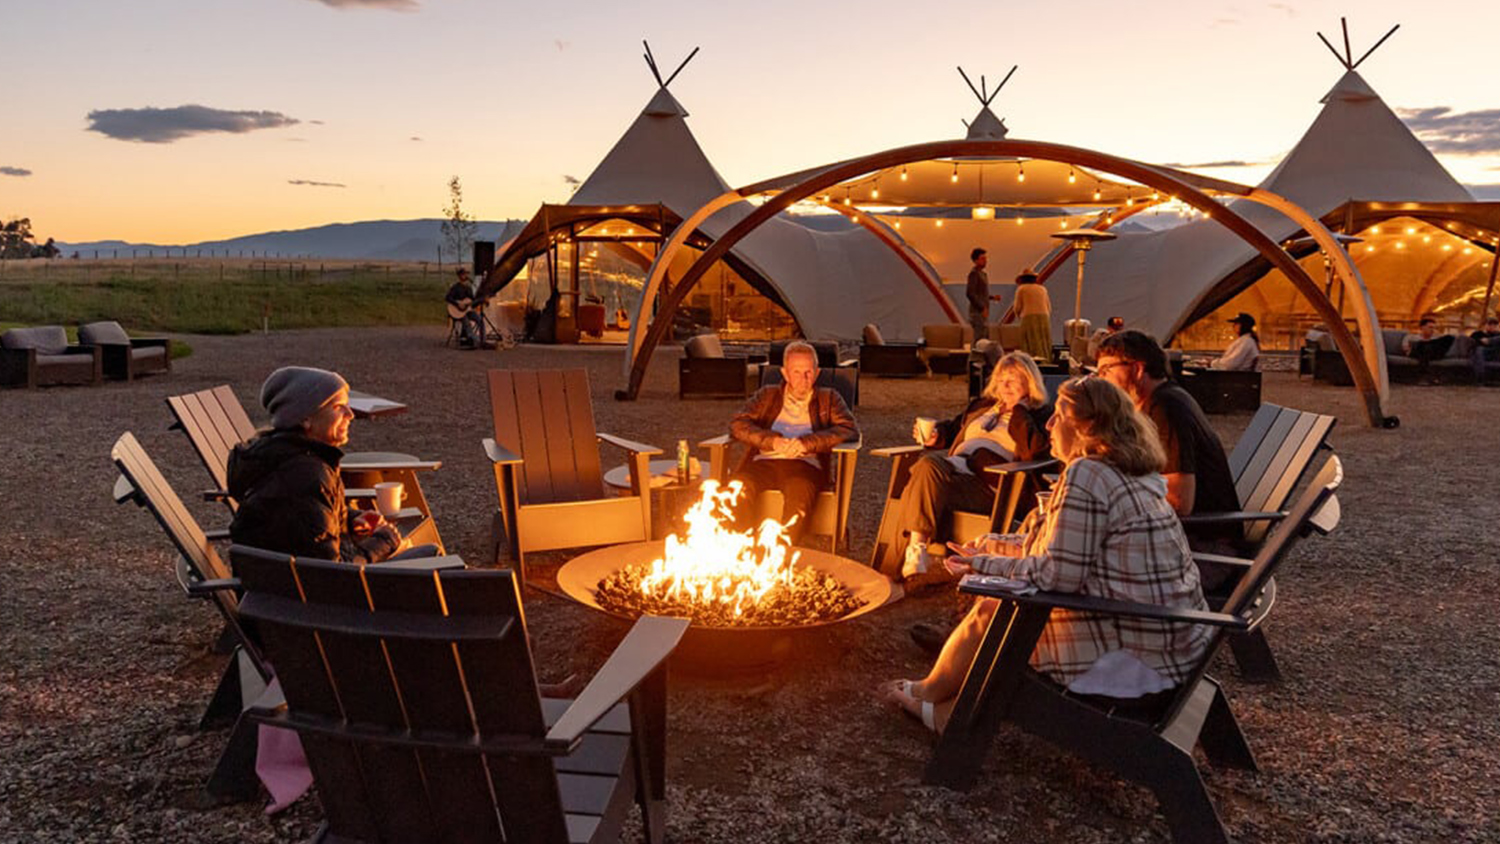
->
<box><xmin>879</xmin><ymin>679</ymin><xmax>937</xmax><ymax>732</ymax></box>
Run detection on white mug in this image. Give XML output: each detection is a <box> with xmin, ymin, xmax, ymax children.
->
<box><xmin>915</xmin><ymin>416</ymin><xmax>937</xmax><ymax>444</ymax></box>
<box><xmin>374</xmin><ymin>481</ymin><xmax>405</xmax><ymax>517</ymax></box>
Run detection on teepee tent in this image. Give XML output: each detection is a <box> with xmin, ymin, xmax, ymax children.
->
<box><xmin>1047</xmin><ymin>22</ymin><xmax>1499</xmax><ymax>349</ymax></box>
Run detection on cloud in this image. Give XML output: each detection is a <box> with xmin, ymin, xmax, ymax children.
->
<box><xmin>288</xmin><ymin>179</ymin><xmax>347</xmax><ymax>188</ymax></box>
<box><xmin>309</xmin><ymin>0</ymin><xmax>418</xmax><ymax>10</ymax></box>
<box><xmin>0</xmin><ymin>166</ymin><xmax>31</xmax><ymax>177</ymax></box>
<box><xmin>410</xmin><ymin>136</ymin><xmax>423</xmax><ymax>141</ymax></box>
<box><xmin>86</xmin><ymin>105</ymin><xmax>298</xmax><ymax>143</ymax></box>
<box><xmin>1398</xmin><ymin>106</ymin><xmax>1500</xmax><ymax>155</ymax></box>
<box><xmin>309</xmin><ymin>119</ymin><xmax>325</xmax><ymax>125</ymax></box>
<box><xmin>555</xmin><ymin>39</ymin><xmax>571</xmax><ymax>51</ymax></box>
<box><xmin>1162</xmin><ymin>160</ymin><xmax>1262</xmax><ymax>169</ymax></box>
<box><xmin>1466</xmin><ymin>183</ymin><xmax>1500</xmax><ymax>200</ymax></box>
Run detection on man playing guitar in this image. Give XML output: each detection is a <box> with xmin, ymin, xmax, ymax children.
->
<box><xmin>445</xmin><ymin>268</ymin><xmax>490</xmax><ymax>349</ymax></box>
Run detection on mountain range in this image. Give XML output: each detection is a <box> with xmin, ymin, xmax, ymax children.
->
<box><xmin>55</xmin><ymin>218</ymin><xmax>528</xmax><ymax>261</ymax></box>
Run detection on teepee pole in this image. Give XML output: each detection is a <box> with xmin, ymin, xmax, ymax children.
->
<box><xmin>1352</xmin><ymin>25</ymin><xmax>1400</xmax><ymax>69</ymax></box>
<box><xmin>1479</xmin><ymin>251</ymin><xmax>1499</xmax><ymax>328</ymax></box>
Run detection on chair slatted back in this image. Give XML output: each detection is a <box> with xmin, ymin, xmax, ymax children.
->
<box><xmin>232</xmin><ymin>547</ymin><xmax>565</xmax><ymax>844</ymax></box>
<box><xmin>112</xmin><ymin>432</ymin><xmax>233</xmax><ymax>586</ymax></box>
<box><xmin>1222</xmin><ymin>403</ymin><xmax>1337</xmax><ymax>545</ymax></box>
<box><xmin>167</xmin><ymin>385</ymin><xmax>259</xmax><ymax>499</ymax></box>
<box><xmin>488</xmin><ymin>369</ymin><xmax>605</xmax><ymax>505</ymax></box>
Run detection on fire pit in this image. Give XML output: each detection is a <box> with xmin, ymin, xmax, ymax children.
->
<box><xmin>556</xmin><ymin>481</ymin><xmax>893</xmax><ymax>674</ymax></box>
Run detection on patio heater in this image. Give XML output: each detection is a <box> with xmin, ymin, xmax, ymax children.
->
<box><xmin>1050</xmin><ymin>227</ymin><xmax>1118</xmax><ymax>357</ymax></box>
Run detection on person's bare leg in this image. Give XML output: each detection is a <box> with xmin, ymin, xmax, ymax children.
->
<box><xmin>915</xmin><ymin>597</ymin><xmax>998</xmax><ymax>702</ymax></box>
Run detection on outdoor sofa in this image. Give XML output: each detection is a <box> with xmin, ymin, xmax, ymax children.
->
<box><xmin>1304</xmin><ymin>327</ymin><xmax>1498</xmax><ymax>384</ymax></box>
<box><xmin>0</xmin><ymin>325</ymin><xmax>102</xmax><ymax>388</ymax></box>
<box><xmin>78</xmin><ymin>320</ymin><xmax>170</xmax><ymax>381</ymax></box>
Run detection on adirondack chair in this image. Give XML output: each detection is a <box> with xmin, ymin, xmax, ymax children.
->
<box><xmin>166</xmin><ymin>385</ymin><xmax>443</xmax><ymax>544</ymax></box>
<box><xmin>231</xmin><ymin>545</ymin><xmax>689</xmax><ymax>844</ymax></box>
<box><xmin>485</xmin><ymin>369</ymin><xmax>661</xmax><ymax>582</ymax></box>
<box><xmin>1181</xmin><ymin>402</ymin><xmax>1337</xmax><ymax>682</ymax></box>
<box><xmin>697</xmin><ymin>433</ymin><xmax>861</xmax><ymax>552</ymax></box>
<box><xmin>866</xmin><ymin>445</ymin><xmax>1059</xmax><ymax>580</ymax></box>
<box><xmin>111</xmin><ymin>432</ymin><xmax>465</xmax><ymax>802</ymax></box>
<box><xmin>923</xmin><ymin>455</ymin><xmax>1343</xmax><ymax>844</ymax></box>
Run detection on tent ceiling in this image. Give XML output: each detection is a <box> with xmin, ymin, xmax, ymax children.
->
<box><xmin>802</xmin><ymin>158</ymin><xmax>1159</xmax><ymax>209</ymax></box>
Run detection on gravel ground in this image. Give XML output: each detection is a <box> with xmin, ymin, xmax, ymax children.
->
<box><xmin>2</xmin><ymin>325</ymin><xmax>1497</xmax><ymax>843</ymax></box>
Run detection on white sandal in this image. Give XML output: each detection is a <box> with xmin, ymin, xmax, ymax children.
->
<box><xmin>889</xmin><ymin>680</ymin><xmax>938</xmax><ymax>732</ymax></box>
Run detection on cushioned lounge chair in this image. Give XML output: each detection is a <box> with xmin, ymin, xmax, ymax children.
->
<box><xmin>78</xmin><ymin>320</ymin><xmax>170</xmax><ymax>381</ymax></box>
<box><xmin>0</xmin><ymin>325</ymin><xmax>102</xmax><ymax>388</ymax></box>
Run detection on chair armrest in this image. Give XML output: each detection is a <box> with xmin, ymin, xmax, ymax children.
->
<box><xmin>1178</xmin><ymin>510</ymin><xmax>1286</xmax><ymax>525</ymax></box>
<box><xmin>871</xmin><ymin>444</ymin><xmax>924</xmax><ymax>458</ymax></box>
<box><xmin>833</xmin><ymin>435</ymin><xmax>862</xmax><ymax>453</ymax></box>
<box><xmin>698</xmin><ymin>434</ymin><xmax>731</xmax><ymax>448</ymax></box>
<box><xmin>379</xmin><ymin>555</ymin><xmax>466</xmax><ymax>571</ymax></box>
<box><xmin>129</xmin><ymin>337</ymin><xmax>170</xmax><ymax>349</ymax></box>
<box><xmin>204</xmin><ymin>527</ymin><xmax>231</xmax><ymax>542</ymax></box>
<box><xmin>959</xmin><ymin>581</ymin><xmax>1250</xmax><ymax>630</ymax></box>
<box><xmin>203</xmin><ymin>489</ymin><xmax>230</xmax><ymax>503</ymax></box>
<box><xmin>482</xmin><ymin>437</ymin><xmax>522</xmax><ymax>465</ymax></box>
<box><xmin>345</xmin><ymin>488</ymin><xmax>376</xmax><ymax>499</ymax></box>
<box><xmin>544</xmin><ymin>616</ymin><xmax>691</xmax><ymax>749</ymax></box>
<box><xmin>597</xmin><ymin>432</ymin><xmax>663</xmax><ymax>456</ymax></box>
<box><xmin>1192</xmin><ymin>551</ymin><xmax>1253</xmax><ymax>569</ymax></box>
<box><xmin>339</xmin><ymin>459</ymin><xmax>442</xmax><ymax>472</ymax></box>
<box><xmin>186</xmin><ymin>577</ymin><xmax>241</xmax><ymax>597</ymax></box>
<box><xmin>983</xmin><ymin>457</ymin><xmax>1061</xmax><ymax>475</ymax></box>
<box><xmin>839</xmin><ymin>358</ymin><xmax>859</xmax><ymax>368</ymax></box>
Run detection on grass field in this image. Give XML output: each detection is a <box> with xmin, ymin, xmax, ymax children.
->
<box><xmin>0</xmin><ymin>257</ymin><xmax>455</xmax><ymax>335</ymax></box>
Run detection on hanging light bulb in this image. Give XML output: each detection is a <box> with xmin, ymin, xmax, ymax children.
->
<box><xmin>893</xmin><ymin>220</ymin><xmax>902</xmax><ymax>230</ymax></box>
<box><xmin>972</xmin><ymin>206</ymin><xmax>995</xmax><ymax>220</ymax></box>
<box><xmin>1015</xmin><ymin>213</ymin><xmax>1024</xmax><ymax>225</ymax></box>
<box><xmin>936</xmin><ymin>218</ymin><xmax>944</xmax><ymax>228</ymax></box>
<box><xmin>1017</xmin><ymin>161</ymin><xmax>1026</xmax><ymax>183</ymax></box>
<box><xmin>951</xmin><ymin>162</ymin><xmax>959</xmax><ymax>183</ymax></box>
<box><xmin>1059</xmin><ymin>219</ymin><xmax>1068</xmax><ymax>229</ymax></box>
<box><xmin>871</xmin><ymin>186</ymin><xmax>880</xmax><ymax>199</ymax></box>
<box><xmin>1068</xmin><ymin>167</ymin><xmax>1077</xmax><ymax>184</ymax></box>
<box><xmin>1405</xmin><ymin>226</ymin><xmax>1417</xmax><ymax>235</ymax></box>
<box><xmin>1093</xmin><ymin>184</ymin><xmax>1102</xmax><ymax>201</ymax></box>
<box><xmin>900</xmin><ymin>165</ymin><xmax>908</xmax><ymax>182</ymax></box>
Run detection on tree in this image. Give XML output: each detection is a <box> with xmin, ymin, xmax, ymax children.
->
<box><xmin>440</xmin><ymin>176</ymin><xmax>478</xmax><ymax>267</ymax></box>
<box><xmin>1</xmin><ymin>217</ymin><xmax>35</xmax><ymax>259</ymax></box>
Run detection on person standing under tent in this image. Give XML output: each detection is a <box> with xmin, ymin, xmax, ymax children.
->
<box><xmin>966</xmin><ymin>248</ymin><xmax>1001</xmax><ymax>343</ymax></box>
<box><xmin>1013</xmin><ymin>267</ymin><xmax>1053</xmax><ymax>363</ymax></box>
<box><xmin>1211</xmin><ymin>312</ymin><xmax>1260</xmax><ymax>371</ymax></box>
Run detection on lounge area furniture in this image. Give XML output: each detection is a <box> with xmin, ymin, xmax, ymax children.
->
<box><xmin>923</xmin><ymin>461</ymin><xmax>1342</xmax><ymax>844</ymax></box>
<box><xmin>233</xmin><ymin>545</ymin><xmax>688</xmax><ymax>844</ymax></box>
<box><xmin>918</xmin><ymin>323</ymin><xmax>972</xmax><ymax>377</ymax></box>
<box><xmin>678</xmin><ymin>332</ymin><xmax>766</xmax><ymax>399</ymax></box>
<box><xmin>485</xmin><ymin>369</ymin><xmax>661</xmax><ymax>582</ymax></box>
<box><xmin>1305</xmin><ymin>327</ymin><xmax>1499</xmax><ymax>385</ymax></box>
<box><xmin>0</xmin><ymin>325</ymin><xmax>102</xmax><ymax>388</ymax></box>
<box><xmin>699</xmin><ymin>433</ymin><xmax>860</xmax><ymax>552</ymax></box>
<box><xmin>858</xmin><ymin>323</ymin><xmax>927</xmax><ymax>377</ymax></box>
<box><xmin>78</xmin><ymin>320</ymin><xmax>170</xmax><ymax>381</ymax></box>
<box><xmin>1179</xmin><ymin>367</ymin><xmax>1262</xmax><ymax>414</ymax></box>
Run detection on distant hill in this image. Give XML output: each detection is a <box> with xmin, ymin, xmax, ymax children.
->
<box><xmin>56</xmin><ymin>218</ymin><xmax>528</xmax><ymax>261</ymax></box>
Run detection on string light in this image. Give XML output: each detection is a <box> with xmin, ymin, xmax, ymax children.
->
<box><xmin>893</xmin><ymin>220</ymin><xmax>902</xmax><ymax>230</ymax></box>
<box><xmin>1405</xmin><ymin>226</ymin><xmax>1417</xmax><ymax>235</ymax></box>
<box><xmin>1092</xmin><ymin>184</ymin><xmax>1102</xmax><ymax>201</ymax></box>
<box><xmin>900</xmin><ymin>165</ymin><xmax>908</xmax><ymax>182</ymax></box>
<box><xmin>1015</xmin><ymin>213</ymin><xmax>1024</xmax><ymax>225</ymax></box>
<box><xmin>951</xmin><ymin>162</ymin><xmax>959</xmax><ymax>183</ymax></box>
<box><xmin>871</xmin><ymin>182</ymin><xmax>880</xmax><ymax>199</ymax></box>
<box><xmin>936</xmin><ymin>218</ymin><xmax>944</xmax><ymax>227</ymax></box>
<box><xmin>1395</xmin><ymin>242</ymin><xmax>1405</xmax><ymax>250</ymax></box>
<box><xmin>1068</xmin><ymin>167</ymin><xmax>1077</xmax><ymax>184</ymax></box>
<box><xmin>1059</xmin><ymin>220</ymin><xmax>1068</xmax><ymax>229</ymax></box>
<box><xmin>1017</xmin><ymin>161</ymin><xmax>1026</xmax><ymax>183</ymax></box>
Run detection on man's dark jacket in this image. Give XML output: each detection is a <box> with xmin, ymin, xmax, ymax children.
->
<box><xmin>227</xmin><ymin>430</ymin><xmax>399</xmax><ymax>563</ymax></box>
<box><xmin>728</xmin><ymin>384</ymin><xmax>859</xmax><ymax>477</ymax></box>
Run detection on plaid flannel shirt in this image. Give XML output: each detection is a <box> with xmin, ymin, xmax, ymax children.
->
<box><xmin>971</xmin><ymin>457</ymin><xmax>1211</xmax><ymax>686</ymax></box>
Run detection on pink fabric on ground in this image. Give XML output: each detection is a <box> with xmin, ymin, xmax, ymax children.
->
<box><xmin>254</xmin><ymin>679</ymin><xmax>312</xmax><ymax>814</ymax></box>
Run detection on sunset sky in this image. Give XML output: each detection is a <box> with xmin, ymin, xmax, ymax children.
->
<box><xmin>5</xmin><ymin>0</ymin><xmax>1499</xmax><ymax>244</ymax></box>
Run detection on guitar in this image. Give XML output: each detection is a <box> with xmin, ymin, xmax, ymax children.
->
<box><xmin>447</xmin><ymin>295</ymin><xmax>490</xmax><ymax>320</ymax></box>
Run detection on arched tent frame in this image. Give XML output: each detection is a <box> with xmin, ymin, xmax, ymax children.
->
<box><xmin>619</xmin><ymin>139</ymin><xmax>1394</xmax><ymax>428</ymax></box>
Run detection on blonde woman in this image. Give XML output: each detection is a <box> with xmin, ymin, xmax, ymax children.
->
<box><xmin>882</xmin><ymin>376</ymin><xmax>1211</xmax><ymax>732</ymax></box>
<box><xmin>898</xmin><ymin>351</ymin><xmax>1053</xmax><ymax>580</ymax></box>
<box><xmin>1013</xmin><ymin>268</ymin><xmax>1053</xmax><ymax>363</ymax></box>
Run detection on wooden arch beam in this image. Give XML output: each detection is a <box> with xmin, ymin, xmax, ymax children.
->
<box><xmin>619</xmin><ymin>139</ymin><xmax>1390</xmax><ymax>426</ymax></box>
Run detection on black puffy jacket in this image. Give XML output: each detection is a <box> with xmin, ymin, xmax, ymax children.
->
<box><xmin>227</xmin><ymin>430</ymin><xmax>399</xmax><ymax>564</ymax></box>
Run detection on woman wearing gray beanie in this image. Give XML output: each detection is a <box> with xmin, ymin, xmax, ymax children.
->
<box><xmin>227</xmin><ymin>366</ymin><xmax>411</xmax><ymax>563</ymax></box>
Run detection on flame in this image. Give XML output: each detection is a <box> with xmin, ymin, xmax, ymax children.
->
<box><xmin>637</xmin><ymin>480</ymin><xmax>800</xmax><ymax>619</ymax></box>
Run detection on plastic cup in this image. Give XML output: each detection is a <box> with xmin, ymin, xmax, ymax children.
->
<box><xmin>374</xmin><ymin>481</ymin><xmax>404</xmax><ymax>517</ymax></box>
<box><xmin>915</xmin><ymin>416</ymin><xmax>937</xmax><ymax>444</ymax></box>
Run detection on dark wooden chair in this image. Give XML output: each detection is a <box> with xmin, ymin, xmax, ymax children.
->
<box><xmin>111</xmin><ymin>431</ymin><xmax>465</xmax><ymax>803</ymax></box>
<box><xmin>866</xmin><ymin>446</ymin><xmax>1058</xmax><ymax>579</ymax></box>
<box><xmin>698</xmin><ymin>433</ymin><xmax>860</xmax><ymax>552</ymax></box>
<box><xmin>1177</xmin><ymin>402</ymin><xmax>1336</xmax><ymax>681</ymax></box>
<box><xmin>0</xmin><ymin>325</ymin><xmax>102</xmax><ymax>388</ymax></box>
<box><xmin>1179</xmin><ymin>367</ymin><xmax>1262</xmax><ymax>414</ymax></box>
<box><xmin>166</xmin><ymin>385</ymin><xmax>444</xmax><ymax>545</ymax></box>
<box><xmin>484</xmin><ymin>369</ymin><xmax>660</xmax><ymax>581</ymax></box>
<box><xmin>924</xmin><ymin>456</ymin><xmax>1343</xmax><ymax>844</ymax></box>
<box><xmin>232</xmin><ymin>545</ymin><xmax>689</xmax><ymax>844</ymax></box>
<box><xmin>78</xmin><ymin>320</ymin><xmax>170</xmax><ymax>381</ymax></box>
<box><xmin>677</xmin><ymin>332</ymin><xmax>766</xmax><ymax>399</ymax></box>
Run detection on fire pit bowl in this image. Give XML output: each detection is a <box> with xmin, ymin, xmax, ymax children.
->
<box><xmin>557</xmin><ymin>540</ymin><xmax>895</xmax><ymax>675</ymax></box>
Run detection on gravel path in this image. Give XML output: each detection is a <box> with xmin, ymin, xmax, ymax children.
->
<box><xmin>1</xmin><ymin>326</ymin><xmax>1496</xmax><ymax>843</ymax></box>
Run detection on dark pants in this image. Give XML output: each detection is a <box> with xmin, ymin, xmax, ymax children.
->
<box><xmin>733</xmin><ymin>458</ymin><xmax>826</xmax><ymax>545</ymax></box>
<box><xmin>969</xmin><ymin>309</ymin><xmax>988</xmax><ymax>345</ymax></box>
<box><xmin>1474</xmin><ymin>343</ymin><xmax>1500</xmax><ymax>382</ymax></box>
<box><xmin>1409</xmin><ymin>335</ymin><xmax>1455</xmax><ymax>370</ymax></box>
<box><xmin>897</xmin><ymin>453</ymin><xmax>996</xmax><ymax>538</ymax></box>
<box><xmin>458</xmin><ymin>312</ymin><xmax>484</xmax><ymax>346</ymax></box>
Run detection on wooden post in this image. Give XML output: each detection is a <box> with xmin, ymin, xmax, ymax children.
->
<box><xmin>1479</xmin><ymin>249</ymin><xmax>1500</xmax><ymax>327</ymax></box>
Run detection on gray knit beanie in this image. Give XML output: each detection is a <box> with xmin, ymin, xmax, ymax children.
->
<box><xmin>260</xmin><ymin>366</ymin><xmax>348</xmax><ymax>430</ymax></box>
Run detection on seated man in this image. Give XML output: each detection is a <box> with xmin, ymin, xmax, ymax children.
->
<box><xmin>1095</xmin><ymin>330</ymin><xmax>1241</xmax><ymax>555</ymax></box>
<box><xmin>729</xmin><ymin>340</ymin><xmax>858</xmax><ymax>546</ymax></box>
<box><xmin>1210</xmin><ymin>312</ymin><xmax>1260</xmax><ymax>370</ymax></box>
<box><xmin>1403</xmin><ymin>317</ymin><xmax>1455</xmax><ymax>380</ymax></box>
<box><xmin>228</xmin><ymin>366</ymin><xmax>435</xmax><ymax>563</ymax></box>
<box><xmin>1471</xmin><ymin>316</ymin><xmax>1500</xmax><ymax>384</ymax></box>
<box><xmin>445</xmin><ymin>268</ymin><xmax>487</xmax><ymax>349</ymax></box>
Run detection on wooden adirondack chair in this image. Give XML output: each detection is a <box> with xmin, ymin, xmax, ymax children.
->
<box><xmin>166</xmin><ymin>384</ymin><xmax>443</xmax><ymax>518</ymax></box>
<box><xmin>231</xmin><ymin>545</ymin><xmax>689</xmax><ymax>844</ymax></box>
<box><xmin>1181</xmin><ymin>402</ymin><xmax>1337</xmax><ymax>681</ymax></box>
<box><xmin>697</xmin><ymin>433</ymin><xmax>861</xmax><ymax>552</ymax></box>
<box><xmin>924</xmin><ymin>456</ymin><xmax>1343</xmax><ymax>844</ymax></box>
<box><xmin>866</xmin><ymin>446</ymin><xmax>1059</xmax><ymax>579</ymax></box>
<box><xmin>484</xmin><ymin>369</ymin><xmax>661</xmax><ymax>582</ymax></box>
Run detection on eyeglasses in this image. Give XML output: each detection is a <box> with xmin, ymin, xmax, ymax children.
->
<box><xmin>1093</xmin><ymin>360</ymin><xmax>1132</xmax><ymax>377</ymax></box>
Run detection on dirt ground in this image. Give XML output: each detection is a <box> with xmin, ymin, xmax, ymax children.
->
<box><xmin>1</xmin><ymin>326</ymin><xmax>1496</xmax><ymax>843</ymax></box>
